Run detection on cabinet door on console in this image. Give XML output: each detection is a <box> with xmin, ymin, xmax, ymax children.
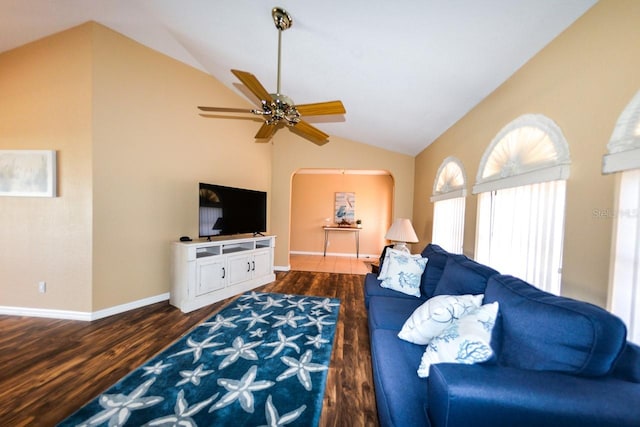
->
<box><xmin>197</xmin><ymin>256</ymin><xmax>226</xmax><ymax>296</ymax></box>
<box><xmin>252</xmin><ymin>249</ymin><xmax>273</xmax><ymax>278</ymax></box>
<box><xmin>227</xmin><ymin>253</ymin><xmax>253</xmax><ymax>286</ymax></box>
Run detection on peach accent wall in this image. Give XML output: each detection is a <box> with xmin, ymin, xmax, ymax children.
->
<box><xmin>271</xmin><ymin>131</ymin><xmax>415</xmax><ymax>269</ymax></box>
<box><xmin>290</xmin><ymin>173</ymin><xmax>393</xmax><ymax>257</ymax></box>
<box><xmin>413</xmin><ymin>0</ymin><xmax>640</xmax><ymax>306</ymax></box>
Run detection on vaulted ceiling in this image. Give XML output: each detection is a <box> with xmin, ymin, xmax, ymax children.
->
<box><xmin>0</xmin><ymin>0</ymin><xmax>597</xmax><ymax>155</ymax></box>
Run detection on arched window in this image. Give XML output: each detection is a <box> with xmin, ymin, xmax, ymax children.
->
<box><xmin>603</xmin><ymin>90</ymin><xmax>640</xmax><ymax>344</ymax></box>
<box><xmin>474</xmin><ymin>114</ymin><xmax>570</xmax><ymax>294</ymax></box>
<box><xmin>431</xmin><ymin>157</ymin><xmax>467</xmax><ymax>253</ymax></box>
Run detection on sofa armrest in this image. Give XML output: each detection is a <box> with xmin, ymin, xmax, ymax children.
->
<box><xmin>427</xmin><ymin>363</ymin><xmax>640</xmax><ymax>427</ymax></box>
<box><xmin>612</xmin><ymin>341</ymin><xmax>640</xmax><ymax>383</ymax></box>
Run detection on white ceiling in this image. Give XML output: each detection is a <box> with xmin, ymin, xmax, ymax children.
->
<box><xmin>1</xmin><ymin>0</ymin><xmax>597</xmax><ymax>156</ymax></box>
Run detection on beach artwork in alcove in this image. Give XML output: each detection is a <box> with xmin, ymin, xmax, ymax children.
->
<box><xmin>334</xmin><ymin>192</ymin><xmax>355</xmax><ymax>225</ymax></box>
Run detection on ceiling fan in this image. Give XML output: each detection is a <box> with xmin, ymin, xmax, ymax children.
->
<box><xmin>198</xmin><ymin>7</ymin><xmax>346</xmax><ymax>146</ymax></box>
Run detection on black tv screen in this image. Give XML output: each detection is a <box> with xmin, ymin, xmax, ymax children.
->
<box><xmin>199</xmin><ymin>183</ymin><xmax>267</xmax><ymax>238</ymax></box>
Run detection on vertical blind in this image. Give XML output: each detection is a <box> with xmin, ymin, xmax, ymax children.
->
<box><xmin>609</xmin><ymin>169</ymin><xmax>640</xmax><ymax>343</ymax></box>
<box><xmin>603</xmin><ymin>90</ymin><xmax>640</xmax><ymax>344</ymax></box>
<box><xmin>432</xmin><ymin>197</ymin><xmax>465</xmax><ymax>254</ymax></box>
<box><xmin>431</xmin><ymin>157</ymin><xmax>467</xmax><ymax>254</ymax></box>
<box><xmin>476</xmin><ymin>180</ymin><xmax>566</xmax><ymax>294</ymax></box>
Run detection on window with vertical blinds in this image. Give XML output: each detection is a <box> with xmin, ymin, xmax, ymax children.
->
<box><xmin>476</xmin><ymin>181</ymin><xmax>566</xmax><ymax>294</ymax></box>
<box><xmin>431</xmin><ymin>157</ymin><xmax>466</xmax><ymax>254</ymax></box>
<box><xmin>474</xmin><ymin>114</ymin><xmax>570</xmax><ymax>294</ymax></box>
<box><xmin>609</xmin><ymin>169</ymin><xmax>640</xmax><ymax>344</ymax></box>
<box><xmin>432</xmin><ymin>197</ymin><xmax>465</xmax><ymax>254</ymax></box>
<box><xmin>603</xmin><ymin>90</ymin><xmax>640</xmax><ymax>344</ymax></box>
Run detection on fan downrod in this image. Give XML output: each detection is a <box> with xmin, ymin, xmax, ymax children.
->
<box><xmin>272</xmin><ymin>7</ymin><xmax>292</xmax><ymax>31</ymax></box>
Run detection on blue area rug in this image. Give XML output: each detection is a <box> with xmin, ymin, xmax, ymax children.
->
<box><xmin>59</xmin><ymin>291</ymin><xmax>340</xmax><ymax>427</ymax></box>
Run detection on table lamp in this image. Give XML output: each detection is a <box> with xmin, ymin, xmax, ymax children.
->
<box><xmin>384</xmin><ymin>218</ymin><xmax>419</xmax><ymax>253</ymax></box>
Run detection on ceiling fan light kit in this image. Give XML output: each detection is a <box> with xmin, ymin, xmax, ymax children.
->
<box><xmin>198</xmin><ymin>7</ymin><xmax>345</xmax><ymax>145</ymax></box>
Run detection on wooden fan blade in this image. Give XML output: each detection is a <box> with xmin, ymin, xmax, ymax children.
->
<box><xmin>296</xmin><ymin>100</ymin><xmax>346</xmax><ymax>116</ymax></box>
<box><xmin>255</xmin><ymin>122</ymin><xmax>278</xmax><ymax>140</ymax></box>
<box><xmin>293</xmin><ymin>120</ymin><xmax>330</xmax><ymax>145</ymax></box>
<box><xmin>198</xmin><ymin>106</ymin><xmax>255</xmax><ymax>113</ymax></box>
<box><xmin>231</xmin><ymin>69</ymin><xmax>272</xmax><ymax>103</ymax></box>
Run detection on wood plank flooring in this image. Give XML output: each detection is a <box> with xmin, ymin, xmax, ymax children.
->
<box><xmin>0</xmin><ymin>271</ymin><xmax>378</xmax><ymax>427</ymax></box>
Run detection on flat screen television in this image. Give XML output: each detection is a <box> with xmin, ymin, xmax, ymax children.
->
<box><xmin>199</xmin><ymin>183</ymin><xmax>267</xmax><ymax>238</ymax></box>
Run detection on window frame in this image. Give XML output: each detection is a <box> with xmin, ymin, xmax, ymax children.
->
<box><xmin>431</xmin><ymin>157</ymin><xmax>467</xmax><ymax>254</ymax></box>
<box><xmin>473</xmin><ymin>114</ymin><xmax>570</xmax><ymax>294</ymax></box>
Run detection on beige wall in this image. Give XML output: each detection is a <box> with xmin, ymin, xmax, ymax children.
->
<box><xmin>90</xmin><ymin>23</ymin><xmax>273</xmax><ymax>310</ymax></box>
<box><xmin>290</xmin><ymin>173</ymin><xmax>393</xmax><ymax>257</ymax></box>
<box><xmin>0</xmin><ymin>24</ymin><xmax>94</xmax><ymax>311</ymax></box>
<box><xmin>271</xmin><ymin>131</ymin><xmax>415</xmax><ymax>269</ymax></box>
<box><xmin>1</xmin><ymin>22</ymin><xmax>273</xmax><ymax>312</ymax></box>
<box><xmin>413</xmin><ymin>0</ymin><xmax>640</xmax><ymax>307</ymax></box>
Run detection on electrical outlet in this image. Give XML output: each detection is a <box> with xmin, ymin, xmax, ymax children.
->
<box><xmin>38</xmin><ymin>281</ymin><xmax>46</xmax><ymax>293</ymax></box>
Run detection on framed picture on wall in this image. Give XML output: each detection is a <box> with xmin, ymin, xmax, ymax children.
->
<box><xmin>0</xmin><ymin>150</ymin><xmax>57</xmax><ymax>197</ymax></box>
<box><xmin>335</xmin><ymin>192</ymin><xmax>355</xmax><ymax>224</ymax></box>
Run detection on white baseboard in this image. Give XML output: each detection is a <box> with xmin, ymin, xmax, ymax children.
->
<box><xmin>0</xmin><ymin>292</ymin><xmax>170</xmax><ymax>322</ymax></box>
<box><xmin>289</xmin><ymin>250</ymin><xmax>377</xmax><ymax>259</ymax></box>
<box><xmin>274</xmin><ymin>265</ymin><xmax>291</xmax><ymax>272</ymax></box>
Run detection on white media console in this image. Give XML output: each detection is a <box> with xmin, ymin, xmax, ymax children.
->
<box><xmin>170</xmin><ymin>234</ymin><xmax>276</xmax><ymax>313</ymax></box>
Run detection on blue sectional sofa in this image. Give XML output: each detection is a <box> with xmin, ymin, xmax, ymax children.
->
<box><xmin>365</xmin><ymin>243</ymin><xmax>640</xmax><ymax>427</ymax></box>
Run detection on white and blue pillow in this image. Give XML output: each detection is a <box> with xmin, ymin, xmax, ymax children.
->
<box><xmin>397</xmin><ymin>294</ymin><xmax>484</xmax><ymax>345</ymax></box>
<box><xmin>378</xmin><ymin>249</ymin><xmax>428</xmax><ymax>298</ymax></box>
<box><xmin>417</xmin><ymin>302</ymin><xmax>499</xmax><ymax>377</ymax></box>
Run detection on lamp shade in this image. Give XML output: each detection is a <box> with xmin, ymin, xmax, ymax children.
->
<box><xmin>385</xmin><ymin>218</ymin><xmax>419</xmax><ymax>243</ymax></box>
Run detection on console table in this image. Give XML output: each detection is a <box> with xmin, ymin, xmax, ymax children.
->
<box><xmin>323</xmin><ymin>226</ymin><xmax>360</xmax><ymax>258</ymax></box>
<box><xmin>171</xmin><ymin>234</ymin><xmax>276</xmax><ymax>313</ymax></box>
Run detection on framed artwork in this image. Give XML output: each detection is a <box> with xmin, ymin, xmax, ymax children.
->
<box><xmin>0</xmin><ymin>150</ymin><xmax>57</xmax><ymax>197</ymax></box>
<box><xmin>334</xmin><ymin>192</ymin><xmax>355</xmax><ymax>224</ymax></box>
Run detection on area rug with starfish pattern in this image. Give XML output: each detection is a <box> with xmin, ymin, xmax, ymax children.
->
<box><xmin>59</xmin><ymin>291</ymin><xmax>340</xmax><ymax>427</ymax></box>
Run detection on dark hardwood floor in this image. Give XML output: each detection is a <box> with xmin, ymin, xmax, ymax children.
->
<box><xmin>0</xmin><ymin>271</ymin><xmax>378</xmax><ymax>427</ymax></box>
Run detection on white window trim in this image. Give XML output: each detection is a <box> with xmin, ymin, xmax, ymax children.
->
<box><xmin>603</xmin><ymin>148</ymin><xmax>640</xmax><ymax>174</ymax></box>
<box><xmin>473</xmin><ymin>163</ymin><xmax>570</xmax><ymax>194</ymax></box>
<box><xmin>431</xmin><ymin>188</ymin><xmax>466</xmax><ymax>203</ymax></box>
<box><xmin>603</xmin><ymin>90</ymin><xmax>640</xmax><ymax>174</ymax></box>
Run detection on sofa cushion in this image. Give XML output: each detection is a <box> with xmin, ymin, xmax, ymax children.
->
<box><xmin>428</xmin><ymin>363</ymin><xmax>640</xmax><ymax>427</ymax></box>
<box><xmin>370</xmin><ymin>328</ymin><xmax>431</xmax><ymax>427</ymax></box>
<box><xmin>418</xmin><ymin>302</ymin><xmax>499</xmax><ymax>377</ymax></box>
<box><xmin>378</xmin><ymin>249</ymin><xmax>428</xmax><ymax>297</ymax></box>
<box><xmin>363</xmin><ymin>273</ymin><xmax>426</xmax><ymax>309</ymax></box>
<box><xmin>368</xmin><ymin>296</ymin><xmax>424</xmax><ymax>331</ymax></box>
<box><xmin>398</xmin><ymin>294</ymin><xmax>484</xmax><ymax>345</ymax></box>
<box><xmin>433</xmin><ymin>255</ymin><xmax>499</xmax><ymax>296</ymax></box>
<box><xmin>420</xmin><ymin>243</ymin><xmax>451</xmax><ymax>298</ymax></box>
<box><xmin>484</xmin><ymin>274</ymin><xmax>627</xmax><ymax>377</ymax></box>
